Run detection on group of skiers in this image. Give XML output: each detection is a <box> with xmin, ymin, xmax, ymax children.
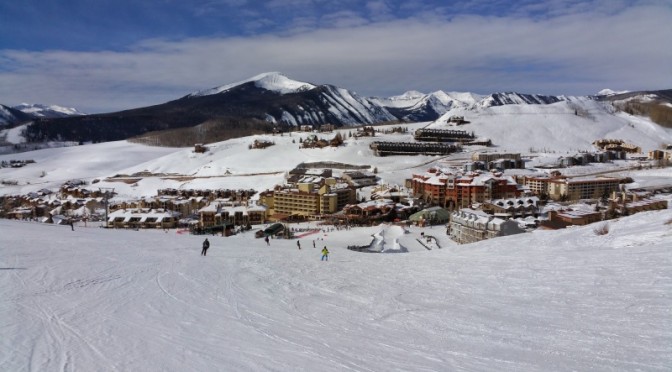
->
<box><xmin>201</xmin><ymin>238</ymin><xmax>329</xmax><ymax>260</ymax></box>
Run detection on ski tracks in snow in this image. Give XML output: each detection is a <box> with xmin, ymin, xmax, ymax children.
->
<box><xmin>13</xmin><ymin>273</ymin><xmax>121</xmax><ymax>372</ymax></box>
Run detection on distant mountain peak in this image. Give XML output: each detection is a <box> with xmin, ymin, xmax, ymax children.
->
<box><xmin>597</xmin><ymin>89</ymin><xmax>630</xmax><ymax>96</ymax></box>
<box><xmin>2</xmin><ymin>102</ymin><xmax>83</xmax><ymax>127</ymax></box>
<box><xmin>189</xmin><ymin>72</ymin><xmax>316</xmax><ymax>97</ymax></box>
<box><xmin>389</xmin><ymin>90</ymin><xmax>426</xmax><ymax>100</ymax></box>
<box><xmin>479</xmin><ymin>92</ymin><xmax>565</xmax><ymax>107</ymax></box>
<box><xmin>13</xmin><ymin>103</ymin><xmax>85</xmax><ymax>118</ymax></box>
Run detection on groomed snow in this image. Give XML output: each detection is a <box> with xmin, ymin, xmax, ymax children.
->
<box><xmin>2</xmin><ymin>209</ymin><xmax>671</xmax><ymax>371</ymax></box>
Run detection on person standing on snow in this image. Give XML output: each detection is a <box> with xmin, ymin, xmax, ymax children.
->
<box><xmin>297</xmin><ymin>240</ymin><xmax>301</xmax><ymax>250</ymax></box>
<box><xmin>321</xmin><ymin>246</ymin><xmax>329</xmax><ymax>261</ymax></box>
<box><xmin>265</xmin><ymin>236</ymin><xmax>270</xmax><ymax>246</ymax></box>
<box><xmin>201</xmin><ymin>238</ymin><xmax>210</xmax><ymax>256</ymax></box>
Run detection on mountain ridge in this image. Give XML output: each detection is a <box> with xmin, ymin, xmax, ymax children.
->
<box><xmin>0</xmin><ymin>104</ymin><xmax>33</xmax><ymax>128</ymax></box>
<box><xmin>3</xmin><ymin>72</ymin><xmax>671</xmax><ymax>146</ymax></box>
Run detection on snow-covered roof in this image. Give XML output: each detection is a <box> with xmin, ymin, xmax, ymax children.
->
<box><xmin>108</xmin><ymin>209</ymin><xmax>177</xmax><ymax>222</ymax></box>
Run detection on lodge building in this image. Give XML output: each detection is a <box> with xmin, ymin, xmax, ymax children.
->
<box><xmin>259</xmin><ymin>179</ymin><xmax>356</xmax><ymax>221</ymax></box>
<box><xmin>523</xmin><ymin>175</ymin><xmax>621</xmax><ymax>201</ymax></box>
<box><xmin>448</xmin><ymin>209</ymin><xmax>525</xmax><ymax>244</ymax></box>
<box><xmin>409</xmin><ymin>168</ymin><xmax>521</xmax><ymax>209</ymax></box>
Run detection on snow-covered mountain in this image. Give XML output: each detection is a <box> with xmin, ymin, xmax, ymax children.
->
<box><xmin>9</xmin><ymin>72</ymin><xmax>672</xmax><ymax>146</ymax></box>
<box><xmin>373</xmin><ymin>90</ymin><xmax>572</xmax><ymax>121</ymax></box>
<box><xmin>371</xmin><ymin>91</ymin><xmax>482</xmax><ymax>121</ymax></box>
<box><xmin>597</xmin><ymin>88</ymin><xmax>631</xmax><ymax>96</ymax></box>
<box><xmin>1</xmin><ymin>102</ymin><xmax>84</xmax><ymax>129</ymax></box>
<box><xmin>187</xmin><ymin>72</ymin><xmax>397</xmax><ymax>126</ymax></box>
<box><xmin>596</xmin><ymin>89</ymin><xmax>672</xmax><ymax>104</ymax></box>
<box><xmin>12</xmin><ymin>103</ymin><xmax>85</xmax><ymax>118</ymax></box>
<box><xmin>298</xmin><ymin>84</ymin><xmax>397</xmax><ymax>126</ymax></box>
<box><xmin>0</xmin><ymin>104</ymin><xmax>32</xmax><ymax>128</ymax></box>
<box><xmin>477</xmin><ymin>92</ymin><xmax>566</xmax><ymax>107</ymax></box>
<box><xmin>189</xmin><ymin>71</ymin><xmax>316</xmax><ymax>97</ymax></box>
<box><xmin>19</xmin><ymin>72</ymin><xmax>399</xmax><ymax>145</ymax></box>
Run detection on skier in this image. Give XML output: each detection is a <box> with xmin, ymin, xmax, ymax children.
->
<box><xmin>312</xmin><ymin>240</ymin><xmax>316</xmax><ymax>248</ymax></box>
<box><xmin>265</xmin><ymin>236</ymin><xmax>270</xmax><ymax>246</ymax></box>
<box><xmin>297</xmin><ymin>240</ymin><xmax>301</xmax><ymax>250</ymax></box>
<box><xmin>201</xmin><ymin>238</ymin><xmax>210</xmax><ymax>256</ymax></box>
<box><xmin>321</xmin><ymin>246</ymin><xmax>329</xmax><ymax>261</ymax></box>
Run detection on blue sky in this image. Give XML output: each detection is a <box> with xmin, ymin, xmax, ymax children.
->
<box><xmin>1</xmin><ymin>0</ymin><xmax>671</xmax><ymax>113</ymax></box>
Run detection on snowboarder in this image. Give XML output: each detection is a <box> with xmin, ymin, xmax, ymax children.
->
<box><xmin>201</xmin><ymin>238</ymin><xmax>210</xmax><ymax>256</ymax></box>
<box><xmin>321</xmin><ymin>246</ymin><xmax>329</xmax><ymax>261</ymax></box>
<box><xmin>297</xmin><ymin>240</ymin><xmax>301</xmax><ymax>250</ymax></box>
<box><xmin>265</xmin><ymin>236</ymin><xmax>270</xmax><ymax>246</ymax></box>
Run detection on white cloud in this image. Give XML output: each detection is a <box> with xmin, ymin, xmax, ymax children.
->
<box><xmin>366</xmin><ymin>0</ymin><xmax>393</xmax><ymax>21</ymax></box>
<box><xmin>0</xmin><ymin>4</ymin><xmax>670</xmax><ymax>113</ymax></box>
<box><xmin>320</xmin><ymin>10</ymin><xmax>370</xmax><ymax>28</ymax></box>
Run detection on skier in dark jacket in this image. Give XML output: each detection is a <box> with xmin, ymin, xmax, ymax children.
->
<box><xmin>201</xmin><ymin>238</ymin><xmax>210</xmax><ymax>256</ymax></box>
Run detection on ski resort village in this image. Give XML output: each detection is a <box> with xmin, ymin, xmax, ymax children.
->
<box><xmin>2</xmin><ymin>117</ymin><xmax>671</xmax><ymax>247</ymax></box>
<box><xmin>2</xmin><ymin>73</ymin><xmax>672</xmax><ymax>371</ymax></box>
<box><xmin>3</xmin><ymin>0</ymin><xmax>672</xmax><ymax>369</ymax></box>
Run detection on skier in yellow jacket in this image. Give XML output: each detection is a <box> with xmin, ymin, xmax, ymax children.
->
<box><xmin>321</xmin><ymin>246</ymin><xmax>329</xmax><ymax>261</ymax></box>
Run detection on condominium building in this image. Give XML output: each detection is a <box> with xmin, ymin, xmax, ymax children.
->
<box><xmin>539</xmin><ymin>209</ymin><xmax>602</xmax><ymax>229</ymax></box>
<box><xmin>648</xmin><ymin>149</ymin><xmax>672</xmax><ymax>161</ymax></box>
<box><xmin>482</xmin><ymin>196</ymin><xmax>540</xmax><ymax>218</ymax></box>
<box><xmin>547</xmin><ymin>177</ymin><xmax>620</xmax><ymax>201</ymax></box>
<box><xmin>262</xmin><ymin>181</ymin><xmax>356</xmax><ymax>220</ymax></box>
<box><xmin>448</xmin><ymin>209</ymin><xmax>525</xmax><ymax>244</ymax></box>
<box><xmin>523</xmin><ymin>175</ymin><xmax>621</xmax><ymax>201</ymax></box>
<box><xmin>609</xmin><ymin>191</ymin><xmax>668</xmax><ymax>215</ymax></box>
<box><xmin>452</xmin><ymin>175</ymin><xmax>520</xmax><ymax>208</ymax></box>
<box><xmin>198</xmin><ymin>201</ymin><xmax>268</xmax><ymax>228</ymax></box>
<box><xmin>410</xmin><ymin>170</ymin><xmax>448</xmax><ymax>206</ymax></box>
<box><xmin>410</xmin><ymin>168</ymin><xmax>521</xmax><ymax>209</ymax></box>
<box><xmin>523</xmin><ymin>176</ymin><xmax>551</xmax><ymax>195</ymax></box>
<box><xmin>274</xmin><ymin>183</ymin><xmax>322</xmax><ymax>217</ymax></box>
<box><xmin>471</xmin><ymin>152</ymin><xmax>521</xmax><ymax>162</ymax></box>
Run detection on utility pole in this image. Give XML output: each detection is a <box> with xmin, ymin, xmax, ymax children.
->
<box><xmin>99</xmin><ymin>187</ymin><xmax>115</xmax><ymax>228</ymax></box>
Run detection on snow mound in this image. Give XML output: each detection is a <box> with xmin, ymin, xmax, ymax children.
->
<box><xmin>370</xmin><ymin>224</ymin><xmax>408</xmax><ymax>253</ymax></box>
